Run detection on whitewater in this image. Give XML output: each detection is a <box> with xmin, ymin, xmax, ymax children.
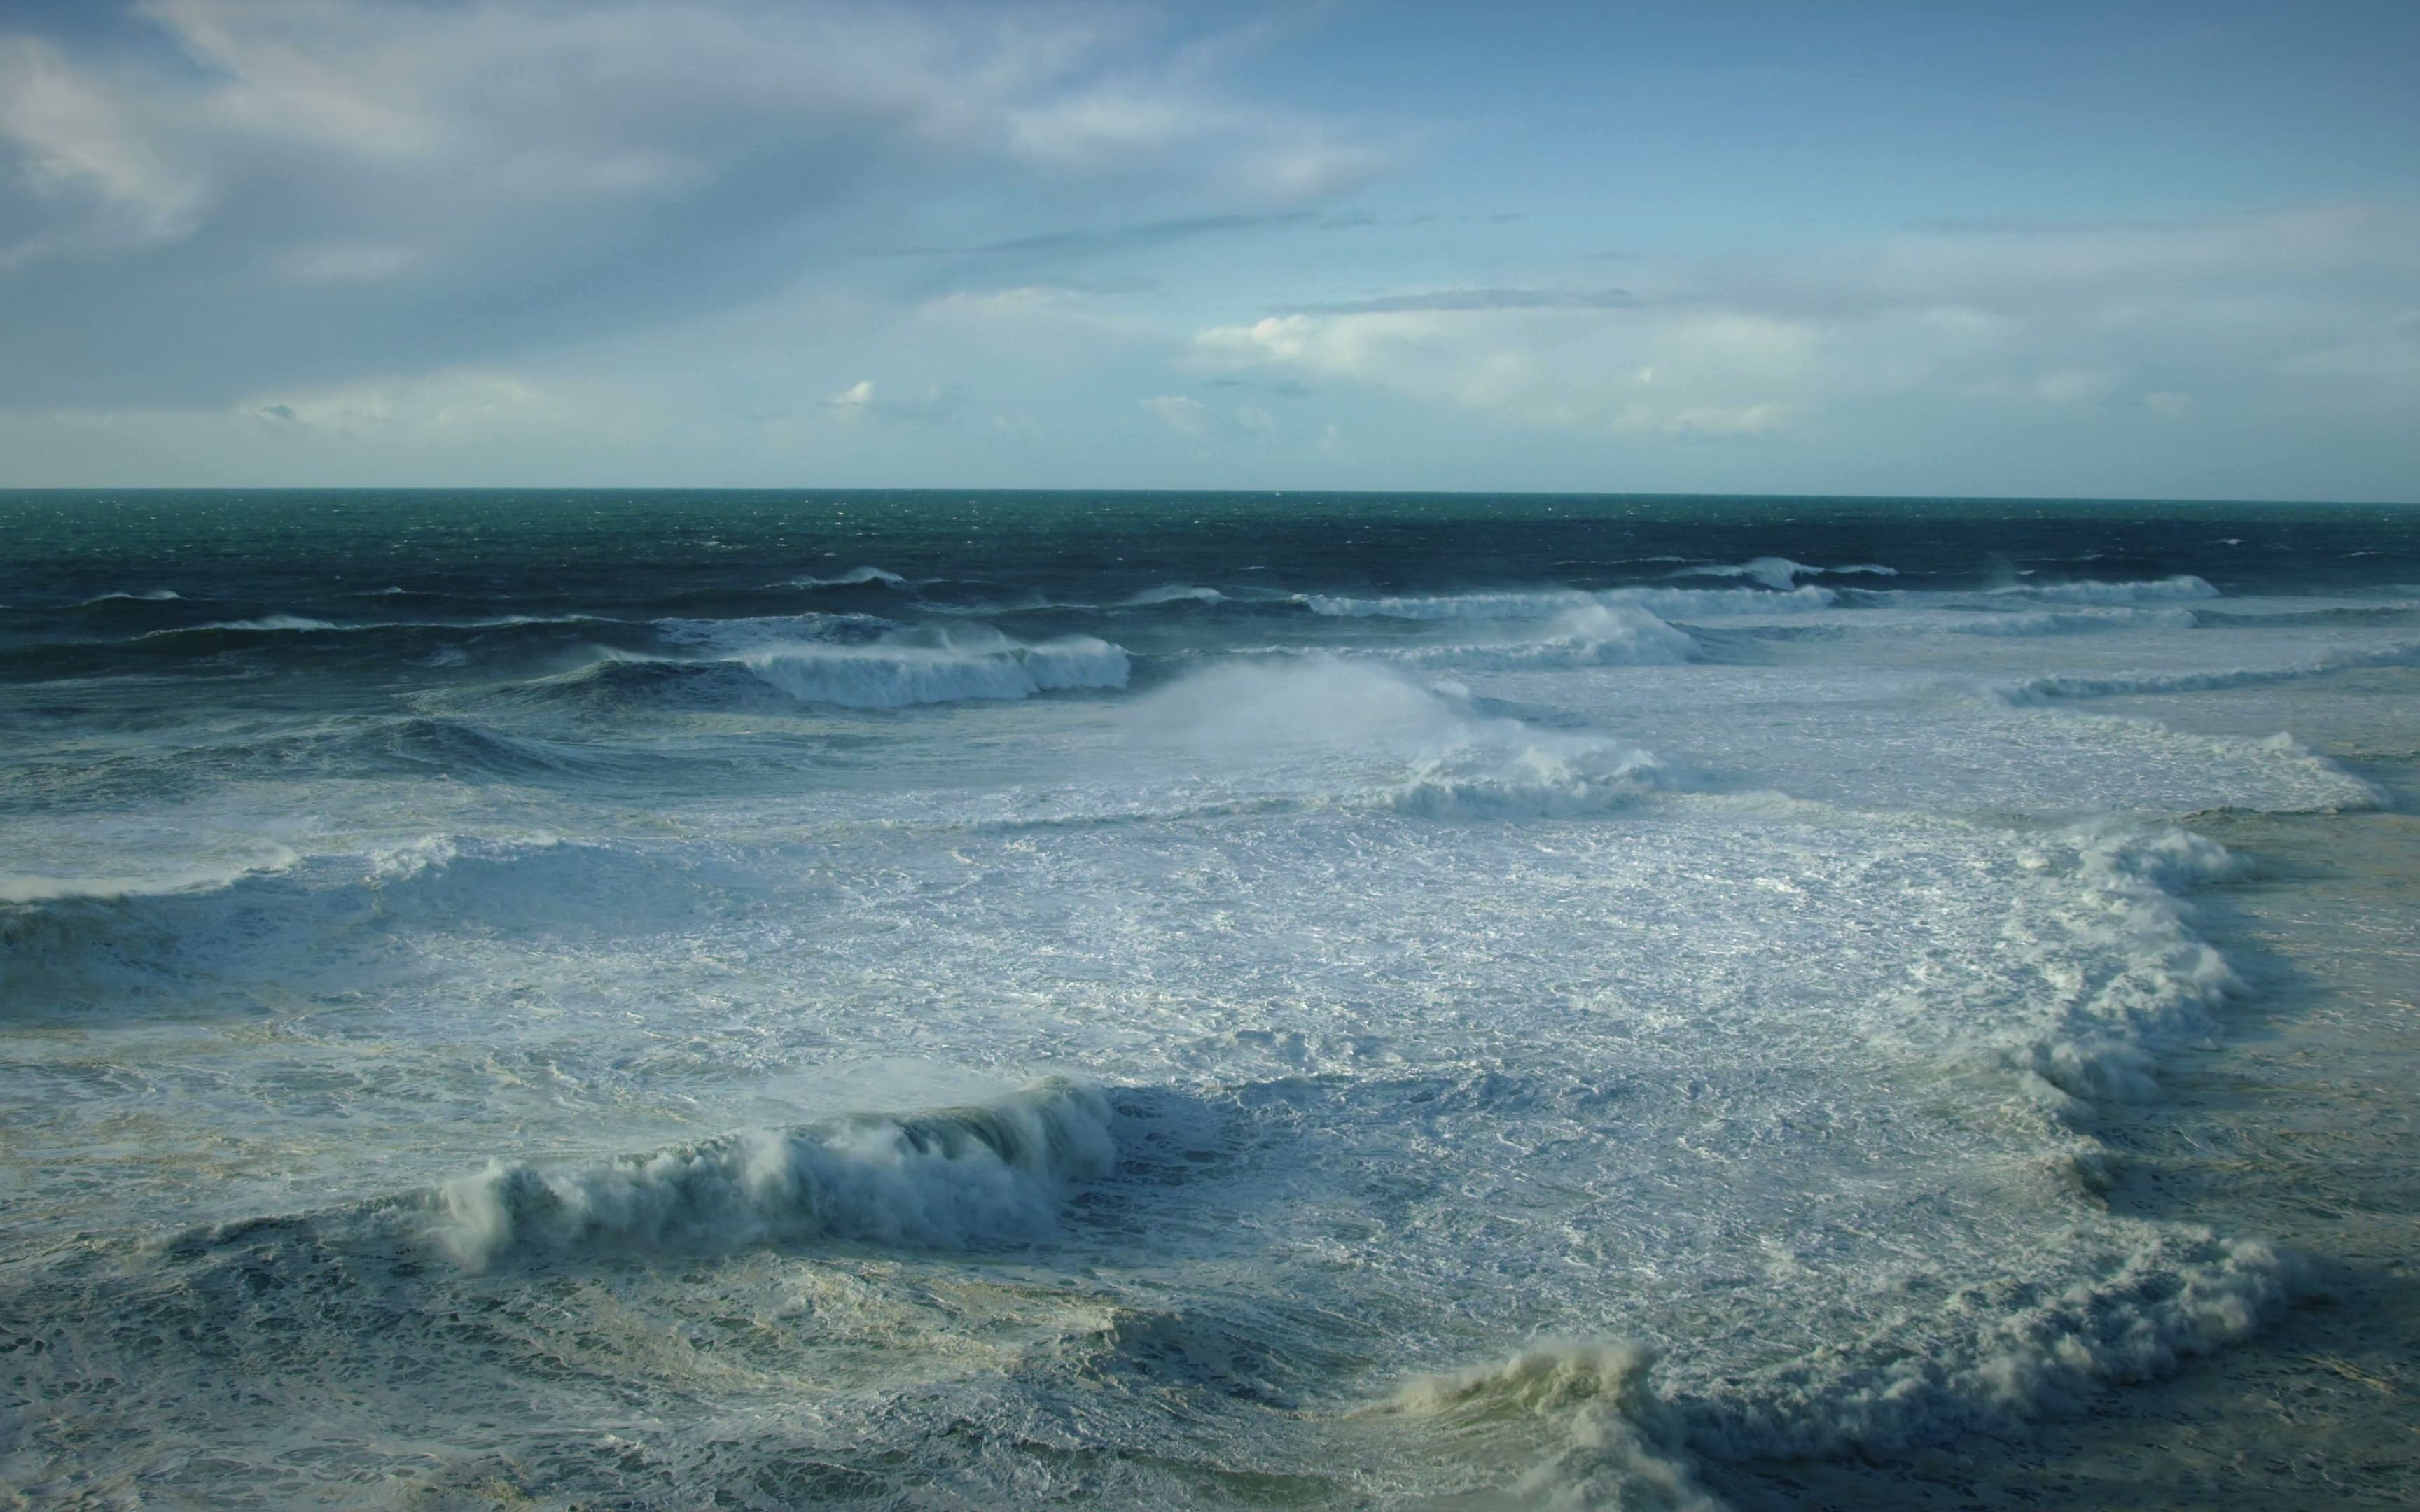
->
<box><xmin>1</xmin><ymin>490</ymin><xmax>2414</xmax><ymax>1509</ymax></box>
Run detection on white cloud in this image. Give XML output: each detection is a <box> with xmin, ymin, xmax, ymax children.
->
<box><xmin>1145</xmin><ymin>394</ymin><xmax>1216</xmax><ymax>435</ymax></box>
<box><xmin>826</xmin><ymin>379</ymin><xmax>877</xmax><ymax>419</ymax></box>
<box><xmin>241</xmin><ymin>368</ymin><xmax>559</xmax><ymax>437</ymax></box>
<box><xmin>1191</xmin><ymin>307</ymin><xmax>1821</xmax><ymax>435</ymax></box>
<box><xmin>1143</xmin><ymin>393</ymin><xmax>1281</xmax><ymax>442</ymax></box>
<box><xmin>273</xmin><ymin>241</ymin><xmax>417</xmax><ymax>283</ymax></box>
<box><xmin>822</xmin><ymin>378</ymin><xmax>966</xmax><ymax>426</ymax></box>
<box><xmin>1188</xmin><ymin>206</ymin><xmax>2420</xmax><ymax>440</ymax></box>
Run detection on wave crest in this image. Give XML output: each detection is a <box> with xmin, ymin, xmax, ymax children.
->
<box><xmin>434</xmin><ymin>1077</ymin><xmax>1116</xmax><ymax>1268</ymax></box>
<box><xmin>1671</xmin><ymin>557</ymin><xmax>1898</xmax><ymax>590</ymax></box>
<box><xmin>1381</xmin><ymin>603</ymin><xmax>1699</xmax><ymax>670</ymax></box>
<box><xmin>1305</xmin><ymin>584</ymin><xmax>1836</xmax><ymax>622</ymax></box>
<box><xmin>784</xmin><ymin>566</ymin><xmax>906</xmax><ymax>588</ymax></box>
<box><xmin>742</xmin><ymin>635</ymin><xmax>1129</xmax><ymax>708</ymax></box>
<box><xmin>1988</xmin><ymin>575</ymin><xmax>2218</xmax><ymax>606</ymax></box>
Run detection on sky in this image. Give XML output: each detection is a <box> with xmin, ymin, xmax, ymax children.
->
<box><xmin>1</xmin><ymin>0</ymin><xmax>2415</xmax><ymax>498</ymax></box>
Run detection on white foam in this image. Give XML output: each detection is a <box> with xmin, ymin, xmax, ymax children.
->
<box><xmin>1692</xmin><ymin>1226</ymin><xmax>2288</xmax><ymax>1461</ymax></box>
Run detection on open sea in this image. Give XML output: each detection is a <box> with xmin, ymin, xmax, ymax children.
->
<box><xmin>1</xmin><ymin>490</ymin><xmax>2414</xmax><ymax>1509</ymax></box>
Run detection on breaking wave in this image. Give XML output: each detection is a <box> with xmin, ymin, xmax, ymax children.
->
<box><xmin>1129</xmin><ymin>657</ymin><xmax>1677</xmax><ymax>820</ymax></box>
<box><xmin>784</xmin><ymin>565</ymin><xmax>907</xmax><ymax>588</ymax></box>
<box><xmin>1671</xmin><ymin>556</ymin><xmax>1898</xmax><ymax>590</ymax></box>
<box><xmin>1305</xmin><ymin>584</ymin><xmax>1836</xmax><ymax>622</ymax></box>
<box><xmin>433</xmin><ymin>1078</ymin><xmax>1116</xmax><ymax>1268</ymax></box>
<box><xmin>140</xmin><ymin>614</ymin><xmax>340</xmax><ymax>637</ymax></box>
<box><xmin>1385</xmin><ymin>1343</ymin><xmax>1716</xmax><ymax>1511</ymax></box>
<box><xmin>1393</xmin><ymin>1221</ymin><xmax>2284</xmax><ymax>1508</ymax></box>
<box><xmin>1123</xmin><ymin>584</ymin><xmax>1228</xmax><ymax>607</ymax></box>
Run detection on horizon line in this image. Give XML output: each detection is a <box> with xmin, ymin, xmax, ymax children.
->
<box><xmin>2</xmin><ymin>485</ymin><xmax>2415</xmax><ymax>508</ymax></box>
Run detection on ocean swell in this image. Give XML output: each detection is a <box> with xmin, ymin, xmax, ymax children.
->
<box><xmin>1994</xmin><ymin>636</ymin><xmax>2420</xmax><ymax>702</ymax></box>
<box><xmin>1987</xmin><ymin>575</ymin><xmax>2219</xmax><ymax>606</ymax></box>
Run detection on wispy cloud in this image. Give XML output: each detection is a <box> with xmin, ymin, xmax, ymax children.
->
<box><xmin>0</xmin><ymin>0</ymin><xmax>1379</xmax><ymax>408</ymax></box>
<box><xmin>1279</xmin><ymin>286</ymin><xmax>1638</xmax><ymax>316</ymax></box>
<box><xmin>1190</xmin><ymin>205</ymin><xmax>2420</xmax><ymax>442</ymax></box>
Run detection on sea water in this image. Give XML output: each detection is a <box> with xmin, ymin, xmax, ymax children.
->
<box><xmin>1</xmin><ymin>491</ymin><xmax>2412</xmax><ymax>1508</ymax></box>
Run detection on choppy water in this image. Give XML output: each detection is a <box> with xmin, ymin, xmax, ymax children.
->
<box><xmin>2</xmin><ymin>491</ymin><xmax>2414</xmax><ymax>1508</ymax></box>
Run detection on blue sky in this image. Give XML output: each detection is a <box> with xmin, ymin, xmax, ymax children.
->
<box><xmin>1</xmin><ymin>0</ymin><xmax>2414</xmax><ymax>497</ymax></box>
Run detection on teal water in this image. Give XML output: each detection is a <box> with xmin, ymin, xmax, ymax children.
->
<box><xmin>2</xmin><ymin>491</ymin><xmax>2414</xmax><ymax>1508</ymax></box>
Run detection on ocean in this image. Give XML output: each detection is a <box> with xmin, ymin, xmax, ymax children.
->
<box><xmin>1</xmin><ymin>490</ymin><xmax>2413</xmax><ymax>1509</ymax></box>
